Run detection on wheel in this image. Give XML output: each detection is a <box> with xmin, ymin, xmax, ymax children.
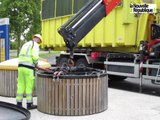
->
<box><xmin>75</xmin><ymin>58</ymin><xmax>89</xmax><ymax>68</ymax></box>
<box><xmin>57</xmin><ymin>57</ymin><xmax>68</xmax><ymax>67</ymax></box>
<box><xmin>108</xmin><ymin>75</ymin><xmax>127</xmax><ymax>81</ymax></box>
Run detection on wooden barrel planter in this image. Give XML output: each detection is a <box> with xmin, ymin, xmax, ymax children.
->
<box><xmin>0</xmin><ymin>69</ymin><xmax>17</xmax><ymax>97</ymax></box>
<box><xmin>0</xmin><ymin>58</ymin><xmax>51</xmax><ymax>97</ymax></box>
<box><xmin>37</xmin><ymin>67</ymin><xmax>108</xmax><ymax>116</ymax></box>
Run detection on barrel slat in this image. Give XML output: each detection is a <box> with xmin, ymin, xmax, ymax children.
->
<box><xmin>82</xmin><ymin>78</ymin><xmax>86</xmax><ymax>115</ymax></box>
<box><xmin>89</xmin><ymin>78</ymin><xmax>93</xmax><ymax>114</ymax></box>
<box><xmin>1</xmin><ymin>71</ymin><xmax>6</xmax><ymax>95</ymax></box>
<box><xmin>40</xmin><ymin>77</ymin><xmax>43</xmax><ymax>112</ymax></box>
<box><xmin>92</xmin><ymin>78</ymin><xmax>96</xmax><ymax>114</ymax></box>
<box><xmin>6</xmin><ymin>70</ymin><xmax>9</xmax><ymax>96</ymax></box>
<box><xmin>51</xmin><ymin>78</ymin><xmax>55</xmax><ymax>114</ymax></box>
<box><xmin>99</xmin><ymin>77</ymin><xmax>102</xmax><ymax>111</ymax></box>
<box><xmin>70</xmin><ymin>79</ymin><xmax>75</xmax><ymax>115</ymax></box>
<box><xmin>59</xmin><ymin>80</ymin><xmax>63</xmax><ymax>115</ymax></box>
<box><xmin>86</xmin><ymin>78</ymin><xmax>89</xmax><ymax>114</ymax></box>
<box><xmin>55</xmin><ymin>79</ymin><xmax>59</xmax><ymax>114</ymax></box>
<box><xmin>41</xmin><ymin>77</ymin><xmax>44</xmax><ymax>111</ymax></box>
<box><xmin>37</xmin><ymin>77</ymin><xmax>41</xmax><ymax>111</ymax></box>
<box><xmin>4</xmin><ymin>70</ymin><xmax>6</xmax><ymax>95</ymax></box>
<box><xmin>66</xmin><ymin>79</ymin><xmax>70</xmax><ymax>115</ymax></box>
<box><xmin>42</xmin><ymin>77</ymin><xmax>45</xmax><ymax>112</ymax></box>
<box><xmin>78</xmin><ymin>78</ymin><xmax>82</xmax><ymax>115</ymax></box>
<box><xmin>104</xmin><ymin>76</ymin><xmax>108</xmax><ymax>110</ymax></box>
<box><xmin>74</xmin><ymin>78</ymin><xmax>78</xmax><ymax>115</ymax></box>
<box><xmin>47</xmin><ymin>78</ymin><xmax>50</xmax><ymax>113</ymax></box>
<box><xmin>101</xmin><ymin>77</ymin><xmax>104</xmax><ymax>111</ymax></box>
<box><xmin>11</xmin><ymin>71</ymin><xmax>13</xmax><ymax>96</ymax></box>
<box><xmin>96</xmin><ymin>77</ymin><xmax>99</xmax><ymax>112</ymax></box>
<box><xmin>0</xmin><ymin>71</ymin><xmax>4</xmax><ymax>95</ymax></box>
<box><xmin>48</xmin><ymin>77</ymin><xmax>51</xmax><ymax>114</ymax></box>
<box><xmin>44</xmin><ymin>78</ymin><xmax>47</xmax><ymax>113</ymax></box>
<box><xmin>62</xmin><ymin>79</ymin><xmax>67</xmax><ymax>115</ymax></box>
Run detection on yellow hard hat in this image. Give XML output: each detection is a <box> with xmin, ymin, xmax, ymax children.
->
<box><xmin>33</xmin><ymin>34</ymin><xmax>42</xmax><ymax>43</ymax></box>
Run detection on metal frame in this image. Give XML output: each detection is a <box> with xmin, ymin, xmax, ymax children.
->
<box><xmin>58</xmin><ymin>0</ymin><xmax>106</xmax><ymax>48</ymax></box>
<box><xmin>104</xmin><ymin>61</ymin><xmax>140</xmax><ymax>78</ymax></box>
<box><xmin>142</xmin><ymin>63</ymin><xmax>160</xmax><ymax>80</ymax></box>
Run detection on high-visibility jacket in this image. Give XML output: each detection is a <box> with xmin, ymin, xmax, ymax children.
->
<box><xmin>18</xmin><ymin>41</ymin><xmax>39</xmax><ymax>68</ymax></box>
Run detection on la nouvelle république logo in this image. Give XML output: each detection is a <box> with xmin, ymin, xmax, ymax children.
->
<box><xmin>130</xmin><ymin>3</ymin><xmax>157</xmax><ymax>13</ymax></box>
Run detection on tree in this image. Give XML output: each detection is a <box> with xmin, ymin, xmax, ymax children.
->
<box><xmin>0</xmin><ymin>0</ymin><xmax>41</xmax><ymax>56</ymax></box>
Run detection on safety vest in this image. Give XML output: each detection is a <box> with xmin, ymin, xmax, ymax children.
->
<box><xmin>18</xmin><ymin>41</ymin><xmax>39</xmax><ymax>68</ymax></box>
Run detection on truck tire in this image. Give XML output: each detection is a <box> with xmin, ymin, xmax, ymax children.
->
<box><xmin>57</xmin><ymin>57</ymin><xmax>68</xmax><ymax>67</ymax></box>
<box><xmin>75</xmin><ymin>58</ymin><xmax>89</xmax><ymax>68</ymax></box>
<box><xmin>108</xmin><ymin>75</ymin><xmax>127</xmax><ymax>81</ymax></box>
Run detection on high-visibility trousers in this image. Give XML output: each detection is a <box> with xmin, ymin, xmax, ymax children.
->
<box><xmin>16</xmin><ymin>67</ymin><xmax>35</xmax><ymax>103</ymax></box>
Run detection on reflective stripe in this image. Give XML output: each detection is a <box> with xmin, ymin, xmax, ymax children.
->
<box><xmin>19</xmin><ymin>54</ymin><xmax>32</xmax><ymax>58</ymax></box>
<box><xmin>19</xmin><ymin>61</ymin><xmax>35</xmax><ymax>67</ymax></box>
<box><xmin>16</xmin><ymin>93</ymin><xmax>23</xmax><ymax>102</ymax></box>
<box><xmin>27</xmin><ymin>100</ymin><xmax>33</xmax><ymax>103</ymax></box>
<box><xmin>26</xmin><ymin>94</ymin><xmax>32</xmax><ymax>97</ymax></box>
<box><xmin>16</xmin><ymin>93</ymin><xmax>23</xmax><ymax>96</ymax></box>
<box><xmin>26</xmin><ymin>94</ymin><xmax>33</xmax><ymax>103</ymax></box>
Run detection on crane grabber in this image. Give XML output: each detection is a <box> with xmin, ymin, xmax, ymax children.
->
<box><xmin>58</xmin><ymin>0</ymin><xmax>121</xmax><ymax>65</ymax></box>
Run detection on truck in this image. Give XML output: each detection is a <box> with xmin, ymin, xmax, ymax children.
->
<box><xmin>41</xmin><ymin>0</ymin><xmax>160</xmax><ymax>85</ymax></box>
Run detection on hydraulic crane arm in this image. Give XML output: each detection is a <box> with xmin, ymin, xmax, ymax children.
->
<box><xmin>58</xmin><ymin>0</ymin><xmax>121</xmax><ymax>49</ymax></box>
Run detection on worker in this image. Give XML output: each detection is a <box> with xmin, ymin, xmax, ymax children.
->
<box><xmin>16</xmin><ymin>34</ymin><xmax>42</xmax><ymax>110</ymax></box>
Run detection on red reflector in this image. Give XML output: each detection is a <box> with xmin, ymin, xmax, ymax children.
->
<box><xmin>91</xmin><ymin>52</ymin><xmax>101</xmax><ymax>59</ymax></box>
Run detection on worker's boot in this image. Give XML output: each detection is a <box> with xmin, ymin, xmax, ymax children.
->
<box><xmin>17</xmin><ymin>102</ymin><xmax>22</xmax><ymax>107</ymax></box>
<box><xmin>27</xmin><ymin>103</ymin><xmax>37</xmax><ymax>110</ymax></box>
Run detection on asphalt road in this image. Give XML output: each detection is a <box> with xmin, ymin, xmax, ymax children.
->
<box><xmin>109</xmin><ymin>78</ymin><xmax>160</xmax><ymax>97</ymax></box>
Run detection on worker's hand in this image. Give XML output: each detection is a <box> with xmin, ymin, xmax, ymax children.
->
<box><xmin>36</xmin><ymin>66</ymin><xmax>53</xmax><ymax>73</ymax></box>
<box><xmin>54</xmin><ymin>70</ymin><xmax>64</xmax><ymax>76</ymax></box>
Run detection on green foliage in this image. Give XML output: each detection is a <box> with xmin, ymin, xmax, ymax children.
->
<box><xmin>10</xmin><ymin>41</ymin><xmax>18</xmax><ymax>50</ymax></box>
<box><xmin>10</xmin><ymin>40</ymin><xmax>25</xmax><ymax>50</ymax></box>
<box><xmin>0</xmin><ymin>0</ymin><xmax>41</xmax><ymax>56</ymax></box>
